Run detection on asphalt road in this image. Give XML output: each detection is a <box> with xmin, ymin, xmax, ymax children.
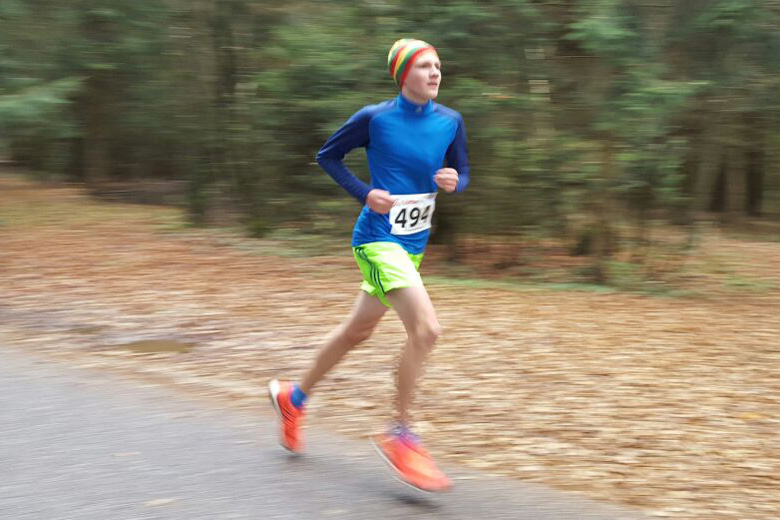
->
<box><xmin>0</xmin><ymin>350</ymin><xmax>646</xmax><ymax>520</ymax></box>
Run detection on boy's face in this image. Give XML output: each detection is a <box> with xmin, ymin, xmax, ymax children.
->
<box><xmin>402</xmin><ymin>49</ymin><xmax>441</xmax><ymax>102</ymax></box>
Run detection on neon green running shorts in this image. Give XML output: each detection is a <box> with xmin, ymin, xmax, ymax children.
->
<box><xmin>352</xmin><ymin>241</ymin><xmax>424</xmax><ymax>307</ymax></box>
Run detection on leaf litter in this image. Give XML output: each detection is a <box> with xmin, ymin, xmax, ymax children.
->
<box><xmin>0</xmin><ymin>175</ymin><xmax>778</xmax><ymax>520</ymax></box>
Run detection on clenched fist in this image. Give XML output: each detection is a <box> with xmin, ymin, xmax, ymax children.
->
<box><xmin>366</xmin><ymin>189</ymin><xmax>395</xmax><ymax>214</ymax></box>
<box><xmin>434</xmin><ymin>168</ymin><xmax>459</xmax><ymax>193</ymax></box>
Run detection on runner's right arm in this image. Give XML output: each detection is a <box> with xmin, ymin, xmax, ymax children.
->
<box><xmin>316</xmin><ymin>108</ymin><xmax>373</xmax><ymax>204</ymax></box>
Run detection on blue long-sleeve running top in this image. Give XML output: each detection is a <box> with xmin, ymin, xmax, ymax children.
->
<box><xmin>316</xmin><ymin>93</ymin><xmax>470</xmax><ymax>255</ymax></box>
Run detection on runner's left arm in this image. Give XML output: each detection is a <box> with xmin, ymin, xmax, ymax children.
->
<box><xmin>445</xmin><ymin>114</ymin><xmax>470</xmax><ymax>193</ymax></box>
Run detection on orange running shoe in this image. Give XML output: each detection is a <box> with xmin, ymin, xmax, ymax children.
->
<box><xmin>268</xmin><ymin>379</ymin><xmax>305</xmax><ymax>453</ymax></box>
<box><xmin>373</xmin><ymin>427</ymin><xmax>452</xmax><ymax>493</ymax></box>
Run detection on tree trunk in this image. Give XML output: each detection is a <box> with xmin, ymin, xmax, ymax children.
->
<box><xmin>80</xmin><ymin>2</ymin><xmax>112</xmax><ymax>185</ymax></box>
<box><xmin>591</xmin><ymin>139</ymin><xmax>616</xmax><ymax>284</ymax></box>
<box><xmin>724</xmin><ymin>146</ymin><xmax>746</xmax><ymax>220</ymax></box>
<box><xmin>745</xmin><ymin>120</ymin><xmax>765</xmax><ymax>217</ymax></box>
<box><xmin>81</xmin><ymin>82</ymin><xmax>109</xmax><ymax>185</ymax></box>
<box><xmin>694</xmin><ymin>121</ymin><xmax>723</xmax><ymax>212</ymax></box>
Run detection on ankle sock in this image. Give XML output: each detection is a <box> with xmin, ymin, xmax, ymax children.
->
<box><xmin>290</xmin><ymin>385</ymin><xmax>308</xmax><ymax>409</ymax></box>
<box><xmin>390</xmin><ymin>422</ymin><xmax>420</xmax><ymax>445</ymax></box>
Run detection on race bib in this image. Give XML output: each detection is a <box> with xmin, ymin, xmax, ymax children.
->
<box><xmin>389</xmin><ymin>193</ymin><xmax>437</xmax><ymax>235</ymax></box>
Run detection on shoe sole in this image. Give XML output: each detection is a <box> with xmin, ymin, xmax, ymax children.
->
<box><xmin>370</xmin><ymin>437</ymin><xmax>450</xmax><ymax>494</ymax></box>
<box><xmin>267</xmin><ymin>379</ymin><xmax>298</xmax><ymax>454</ymax></box>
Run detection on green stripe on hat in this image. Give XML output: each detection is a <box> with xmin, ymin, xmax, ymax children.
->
<box><xmin>387</xmin><ymin>38</ymin><xmax>436</xmax><ymax>87</ymax></box>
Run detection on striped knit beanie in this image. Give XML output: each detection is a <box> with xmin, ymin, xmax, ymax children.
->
<box><xmin>387</xmin><ymin>38</ymin><xmax>437</xmax><ymax>88</ymax></box>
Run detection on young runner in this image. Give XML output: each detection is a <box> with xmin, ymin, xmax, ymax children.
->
<box><xmin>269</xmin><ymin>38</ymin><xmax>469</xmax><ymax>493</ymax></box>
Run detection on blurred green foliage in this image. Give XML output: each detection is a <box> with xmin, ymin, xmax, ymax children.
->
<box><xmin>2</xmin><ymin>0</ymin><xmax>780</xmax><ymax>280</ymax></box>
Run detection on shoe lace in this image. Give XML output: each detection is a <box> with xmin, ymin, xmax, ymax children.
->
<box><xmin>390</xmin><ymin>423</ymin><xmax>422</xmax><ymax>447</ymax></box>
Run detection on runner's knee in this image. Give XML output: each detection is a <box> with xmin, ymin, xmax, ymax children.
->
<box><xmin>410</xmin><ymin>320</ymin><xmax>441</xmax><ymax>349</ymax></box>
<box><xmin>341</xmin><ymin>322</ymin><xmax>376</xmax><ymax>346</ymax></box>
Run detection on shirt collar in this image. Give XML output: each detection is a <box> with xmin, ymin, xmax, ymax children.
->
<box><xmin>396</xmin><ymin>93</ymin><xmax>434</xmax><ymax>115</ymax></box>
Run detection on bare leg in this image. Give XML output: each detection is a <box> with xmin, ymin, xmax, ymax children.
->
<box><xmin>299</xmin><ymin>291</ymin><xmax>388</xmax><ymax>394</ymax></box>
<box><xmin>386</xmin><ymin>286</ymin><xmax>441</xmax><ymax>424</ymax></box>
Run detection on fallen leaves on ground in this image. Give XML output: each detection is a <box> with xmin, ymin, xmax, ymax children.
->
<box><xmin>1</xmin><ymin>174</ymin><xmax>778</xmax><ymax>520</ymax></box>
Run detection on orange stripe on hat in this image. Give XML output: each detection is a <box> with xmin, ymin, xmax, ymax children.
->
<box><xmin>387</xmin><ymin>38</ymin><xmax>436</xmax><ymax>87</ymax></box>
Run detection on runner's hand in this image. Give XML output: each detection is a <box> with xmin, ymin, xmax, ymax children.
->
<box><xmin>434</xmin><ymin>168</ymin><xmax>459</xmax><ymax>193</ymax></box>
<box><xmin>366</xmin><ymin>189</ymin><xmax>395</xmax><ymax>214</ymax></box>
